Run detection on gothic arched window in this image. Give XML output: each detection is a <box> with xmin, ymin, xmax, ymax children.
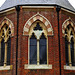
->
<box><xmin>65</xmin><ymin>24</ymin><xmax>75</xmax><ymax>66</ymax></box>
<box><xmin>29</xmin><ymin>22</ymin><xmax>47</xmax><ymax>65</ymax></box>
<box><xmin>0</xmin><ymin>24</ymin><xmax>11</xmax><ymax>66</ymax></box>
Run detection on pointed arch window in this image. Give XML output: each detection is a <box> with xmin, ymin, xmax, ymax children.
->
<box><xmin>0</xmin><ymin>24</ymin><xmax>11</xmax><ymax>67</ymax></box>
<box><xmin>65</xmin><ymin>24</ymin><xmax>75</xmax><ymax>66</ymax></box>
<box><xmin>29</xmin><ymin>22</ymin><xmax>47</xmax><ymax>65</ymax></box>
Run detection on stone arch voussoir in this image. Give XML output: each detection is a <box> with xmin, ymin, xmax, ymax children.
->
<box><xmin>23</xmin><ymin>12</ymin><xmax>53</xmax><ymax>35</ymax></box>
<box><xmin>0</xmin><ymin>17</ymin><xmax>14</xmax><ymax>36</ymax></box>
<box><xmin>62</xmin><ymin>18</ymin><xmax>75</xmax><ymax>36</ymax></box>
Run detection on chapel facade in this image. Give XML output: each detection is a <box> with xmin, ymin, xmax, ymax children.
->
<box><xmin>0</xmin><ymin>0</ymin><xmax>75</xmax><ymax>75</ymax></box>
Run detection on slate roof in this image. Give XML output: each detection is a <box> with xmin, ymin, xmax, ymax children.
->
<box><xmin>0</xmin><ymin>0</ymin><xmax>75</xmax><ymax>12</ymax></box>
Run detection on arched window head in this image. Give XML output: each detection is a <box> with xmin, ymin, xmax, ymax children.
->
<box><xmin>23</xmin><ymin>13</ymin><xmax>53</xmax><ymax>36</ymax></box>
<box><xmin>34</xmin><ymin>22</ymin><xmax>43</xmax><ymax>31</ymax></box>
<box><xmin>29</xmin><ymin>21</ymin><xmax>48</xmax><ymax>65</ymax></box>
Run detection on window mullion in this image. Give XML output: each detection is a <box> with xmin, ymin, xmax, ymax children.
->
<box><xmin>4</xmin><ymin>42</ymin><xmax>7</xmax><ymax>67</ymax></box>
<box><xmin>68</xmin><ymin>42</ymin><xmax>72</xmax><ymax>66</ymax></box>
<box><xmin>37</xmin><ymin>40</ymin><xmax>39</xmax><ymax>65</ymax></box>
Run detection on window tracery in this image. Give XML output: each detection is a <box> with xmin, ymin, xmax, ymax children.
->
<box><xmin>65</xmin><ymin>24</ymin><xmax>75</xmax><ymax>66</ymax></box>
<box><xmin>0</xmin><ymin>24</ymin><xmax>11</xmax><ymax>66</ymax></box>
<box><xmin>29</xmin><ymin>22</ymin><xmax>47</xmax><ymax>65</ymax></box>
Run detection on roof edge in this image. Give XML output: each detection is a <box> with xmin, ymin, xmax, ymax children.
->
<box><xmin>0</xmin><ymin>4</ymin><xmax>75</xmax><ymax>14</ymax></box>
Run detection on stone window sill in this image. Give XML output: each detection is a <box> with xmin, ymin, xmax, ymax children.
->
<box><xmin>0</xmin><ymin>65</ymin><xmax>13</xmax><ymax>70</ymax></box>
<box><xmin>64</xmin><ymin>65</ymin><xmax>75</xmax><ymax>70</ymax></box>
<box><xmin>24</xmin><ymin>64</ymin><xmax>52</xmax><ymax>69</ymax></box>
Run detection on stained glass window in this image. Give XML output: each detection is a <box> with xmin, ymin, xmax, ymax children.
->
<box><xmin>0</xmin><ymin>39</ymin><xmax>5</xmax><ymax>66</ymax></box>
<box><xmin>7</xmin><ymin>37</ymin><xmax>11</xmax><ymax>65</ymax></box>
<box><xmin>39</xmin><ymin>33</ymin><xmax>47</xmax><ymax>64</ymax></box>
<box><xmin>30</xmin><ymin>33</ymin><xmax>37</xmax><ymax>64</ymax></box>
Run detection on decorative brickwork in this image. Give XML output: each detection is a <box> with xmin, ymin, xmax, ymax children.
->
<box><xmin>0</xmin><ymin>7</ymin><xmax>75</xmax><ymax>75</ymax></box>
<box><xmin>0</xmin><ymin>17</ymin><xmax>14</xmax><ymax>36</ymax></box>
<box><xmin>23</xmin><ymin>12</ymin><xmax>53</xmax><ymax>36</ymax></box>
<box><xmin>62</xmin><ymin>17</ymin><xmax>75</xmax><ymax>36</ymax></box>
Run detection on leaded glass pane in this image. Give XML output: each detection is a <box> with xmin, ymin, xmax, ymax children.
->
<box><xmin>7</xmin><ymin>37</ymin><xmax>11</xmax><ymax>65</ymax></box>
<box><xmin>34</xmin><ymin>23</ymin><xmax>42</xmax><ymax>30</ymax></box>
<box><xmin>0</xmin><ymin>39</ymin><xmax>5</xmax><ymax>66</ymax></box>
<box><xmin>70</xmin><ymin>38</ymin><xmax>74</xmax><ymax>66</ymax></box>
<box><xmin>65</xmin><ymin>36</ymin><xmax>69</xmax><ymax>65</ymax></box>
<box><xmin>30</xmin><ymin>33</ymin><xmax>37</xmax><ymax>64</ymax></box>
<box><xmin>39</xmin><ymin>33</ymin><xmax>47</xmax><ymax>64</ymax></box>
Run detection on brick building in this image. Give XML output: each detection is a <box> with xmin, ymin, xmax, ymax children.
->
<box><xmin>0</xmin><ymin>0</ymin><xmax>75</xmax><ymax>75</ymax></box>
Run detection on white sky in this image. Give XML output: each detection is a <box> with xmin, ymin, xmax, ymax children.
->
<box><xmin>0</xmin><ymin>0</ymin><xmax>75</xmax><ymax>8</ymax></box>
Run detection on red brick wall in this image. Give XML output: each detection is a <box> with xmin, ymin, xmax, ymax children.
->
<box><xmin>60</xmin><ymin>10</ymin><xmax>75</xmax><ymax>75</ymax></box>
<box><xmin>0</xmin><ymin>6</ymin><xmax>75</xmax><ymax>75</ymax></box>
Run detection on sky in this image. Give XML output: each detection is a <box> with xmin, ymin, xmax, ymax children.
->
<box><xmin>0</xmin><ymin>0</ymin><xmax>75</xmax><ymax>9</ymax></box>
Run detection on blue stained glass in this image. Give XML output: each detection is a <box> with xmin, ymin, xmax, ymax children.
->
<box><xmin>30</xmin><ymin>33</ymin><xmax>37</xmax><ymax>64</ymax></box>
<box><xmin>7</xmin><ymin>37</ymin><xmax>11</xmax><ymax>65</ymax></box>
<box><xmin>65</xmin><ymin>36</ymin><xmax>69</xmax><ymax>65</ymax></box>
<box><xmin>39</xmin><ymin>33</ymin><xmax>47</xmax><ymax>64</ymax></box>
<box><xmin>0</xmin><ymin>39</ymin><xmax>5</xmax><ymax>66</ymax></box>
<box><xmin>70</xmin><ymin>38</ymin><xmax>74</xmax><ymax>66</ymax></box>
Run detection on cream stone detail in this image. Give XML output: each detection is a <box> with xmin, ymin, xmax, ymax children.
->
<box><xmin>33</xmin><ymin>17</ymin><xmax>37</xmax><ymax>21</ymax></box>
<box><xmin>0</xmin><ymin>66</ymin><xmax>11</xmax><ymax>70</ymax></box>
<box><xmin>62</xmin><ymin>18</ymin><xmax>75</xmax><ymax>34</ymax></box>
<box><xmin>24</xmin><ymin>64</ymin><xmax>52</xmax><ymax>69</ymax></box>
<box><xmin>39</xmin><ymin>17</ymin><xmax>43</xmax><ymax>21</ymax></box>
<box><xmin>67</xmin><ymin>21</ymin><xmax>69</xmax><ymax>25</ymax></box>
<box><xmin>22</xmin><ymin>6</ymin><xmax>54</xmax><ymax>9</ymax></box>
<box><xmin>33</xmin><ymin>30</ymin><xmax>43</xmax><ymax>40</ymax></box>
<box><xmin>6</xmin><ymin>20</ymin><xmax>9</xmax><ymax>25</ymax></box>
<box><xmin>71</xmin><ymin>22</ymin><xmax>73</xmax><ymax>27</ymax></box>
<box><xmin>64</xmin><ymin>65</ymin><xmax>75</xmax><ymax>70</ymax></box>
<box><xmin>64</xmin><ymin>24</ymin><xmax>67</xmax><ymax>29</ymax></box>
<box><xmin>2</xmin><ymin>22</ymin><xmax>4</xmax><ymax>26</ymax></box>
<box><xmin>28</xmin><ymin>21</ymin><xmax>32</xmax><ymax>26</ymax></box>
<box><xmin>62</xmin><ymin>30</ymin><xmax>65</xmax><ymax>34</ymax></box>
<box><xmin>9</xmin><ymin>24</ymin><xmax>11</xmax><ymax>28</ymax></box>
<box><xmin>24</xmin><ymin>27</ymin><xmax>29</xmax><ymax>32</ymax></box>
<box><xmin>23</xmin><ymin>12</ymin><xmax>53</xmax><ymax>35</ymax></box>
<box><xmin>0</xmin><ymin>17</ymin><xmax>14</xmax><ymax>36</ymax></box>
<box><xmin>47</xmin><ymin>28</ymin><xmax>52</xmax><ymax>32</ymax></box>
<box><xmin>45</xmin><ymin>21</ymin><xmax>48</xmax><ymax>26</ymax></box>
